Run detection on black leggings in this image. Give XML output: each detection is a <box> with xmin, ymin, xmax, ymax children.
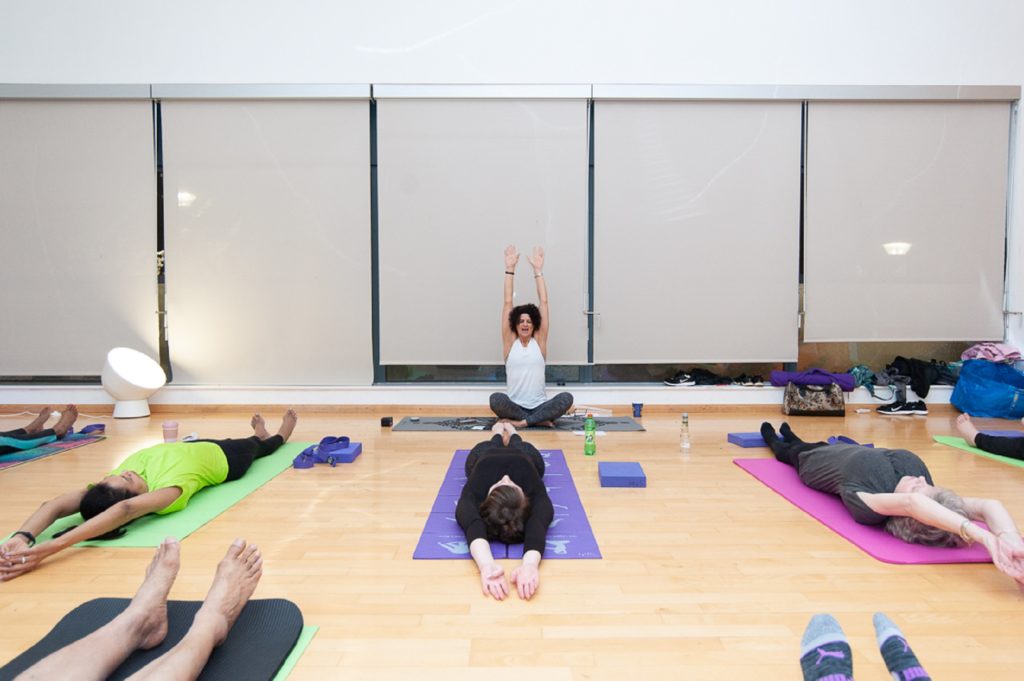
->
<box><xmin>464</xmin><ymin>434</ymin><xmax>545</xmax><ymax>478</ymax></box>
<box><xmin>974</xmin><ymin>433</ymin><xmax>1024</xmax><ymax>461</ymax></box>
<box><xmin>0</xmin><ymin>428</ymin><xmax>58</xmax><ymax>457</ymax></box>
<box><xmin>195</xmin><ymin>435</ymin><xmax>284</xmax><ymax>481</ymax></box>
<box><xmin>489</xmin><ymin>391</ymin><xmax>574</xmax><ymax>426</ymax></box>
<box><xmin>763</xmin><ymin>423</ymin><xmax>826</xmax><ymax>470</ymax></box>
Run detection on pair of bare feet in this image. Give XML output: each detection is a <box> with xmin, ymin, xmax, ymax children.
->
<box><xmin>250</xmin><ymin>409</ymin><xmax>298</xmax><ymax>442</ymax></box>
<box><xmin>124</xmin><ymin>537</ymin><xmax>262</xmax><ymax>653</ymax></box>
<box><xmin>22</xmin><ymin>405</ymin><xmax>78</xmax><ymax>438</ymax></box>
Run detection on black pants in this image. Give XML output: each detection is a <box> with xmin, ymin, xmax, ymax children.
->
<box><xmin>464</xmin><ymin>434</ymin><xmax>545</xmax><ymax>478</ymax></box>
<box><xmin>974</xmin><ymin>433</ymin><xmax>1024</xmax><ymax>461</ymax></box>
<box><xmin>489</xmin><ymin>391</ymin><xmax>574</xmax><ymax>426</ymax></box>
<box><xmin>0</xmin><ymin>428</ymin><xmax>58</xmax><ymax>457</ymax></box>
<box><xmin>195</xmin><ymin>435</ymin><xmax>285</xmax><ymax>481</ymax></box>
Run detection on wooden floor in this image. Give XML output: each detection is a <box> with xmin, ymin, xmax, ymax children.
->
<box><xmin>2</xmin><ymin>406</ymin><xmax>1023</xmax><ymax>680</ymax></box>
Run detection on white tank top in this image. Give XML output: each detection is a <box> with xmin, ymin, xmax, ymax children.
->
<box><xmin>505</xmin><ymin>337</ymin><xmax>547</xmax><ymax>409</ymax></box>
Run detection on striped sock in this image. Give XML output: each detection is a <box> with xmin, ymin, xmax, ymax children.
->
<box><xmin>873</xmin><ymin>613</ymin><xmax>930</xmax><ymax>681</ymax></box>
<box><xmin>800</xmin><ymin>614</ymin><xmax>853</xmax><ymax>681</ymax></box>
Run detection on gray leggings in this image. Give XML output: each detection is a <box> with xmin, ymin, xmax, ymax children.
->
<box><xmin>489</xmin><ymin>391</ymin><xmax>574</xmax><ymax>426</ymax></box>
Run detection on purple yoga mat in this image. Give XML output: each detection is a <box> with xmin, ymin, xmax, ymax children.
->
<box><xmin>734</xmin><ymin>458</ymin><xmax>992</xmax><ymax>565</ymax></box>
<box><xmin>414</xmin><ymin>449</ymin><xmax>601</xmax><ymax>560</ymax></box>
<box><xmin>980</xmin><ymin>430</ymin><xmax>1024</xmax><ymax>438</ymax></box>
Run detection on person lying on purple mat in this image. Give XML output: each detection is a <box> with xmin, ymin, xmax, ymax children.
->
<box><xmin>488</xmin><ymin>244</ymin><xmax>574</xmax><ymax>428</ymax></box>
<box><xmin>761</xmin><ymin>421</ymin><xmax>1024</xmax><ymax>587</ymax></box>
<box><xmin>955</xmin><ymin>413</ymin><xmax>1024</xmax><ymax>461</ymax></box>
<box><xmin>456</xmin><ymin>421</ymin><xmax>553</xmax><ymax>601</ymax></box>
<box><xmin>0</xmin><ymin>405</ymin><xmax>78</xmax><ymax>457</ymax></box>
<box><xmin>0</xmin><ymin>411</ymin><xmax>297</xmax><ymax>582</ymax></box>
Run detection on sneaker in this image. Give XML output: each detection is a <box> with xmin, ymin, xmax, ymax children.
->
<box><xmin>909</xmin><ymin>400</ymin><xmax>928</xmax><ymax>416</ymax></box>
<box><xmin>664</xmin><ymin>371</ymin><xmax>696</xmax><ymax>387</ymax></box>
<box><xmin>877</xmin><ymin>401</ymin><xmax>916</xmax><ymax>416</ymax></box>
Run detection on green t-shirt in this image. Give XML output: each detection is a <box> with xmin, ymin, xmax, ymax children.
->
<box><xmin>112</xmin><ymin>442</ymin><xmax>229</xmax><ymax>514</ymax></box>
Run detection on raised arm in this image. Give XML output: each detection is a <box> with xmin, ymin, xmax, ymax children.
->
<box><xmin>860</xmin><ymin>491</ymin><xmax>1024</xmax><ymax>585</ymax></box>
<box><xmin>526</xmin><ymin>246</ymin><xmax>549</xmax><ymax>355</ymax></box>
<box><xmin>0</xmin><ymin>486</ymin><xmax>181</xmax><ymax>581</ymax></box>
<box><xmin>501</xmin><ymin>244</ymin><xmax>519</xmax><ymax>356</ymax></box>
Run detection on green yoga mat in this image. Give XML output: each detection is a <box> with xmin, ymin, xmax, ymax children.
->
<box><xmin>933</xmin><ymin>435</ymin><xmax>1024</xmax><ymax>468</ymax></box>
<box><xmin>274</xmin><ymin>626</ymin><xmax>318</xmax><ymax>680</ymax></box>
<box><xmin>35</xmin><ymin>442</ymin><xmax>309</xmax><ymax>547</ymax></box>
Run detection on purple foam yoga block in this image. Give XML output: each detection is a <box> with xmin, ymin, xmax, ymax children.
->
<box><xmin>598</xmin><ymin>461</ymin><xmax>646</xmax><ymax>488</ymax></box>
<box><xmin>331</xmin><ymin>441</ymin><xmax>362</xmax><ymax>463</ymax></box>
<box><xmin>728</xmin><ymin>432</ymin><xmax>768</xmax><ymax>447</ymax></box>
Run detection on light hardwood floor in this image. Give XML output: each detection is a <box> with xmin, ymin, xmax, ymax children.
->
<box><xmin>1</xmin><ymin>406</ymin><xmax>1022</xmax><ymax>680</ymax></box>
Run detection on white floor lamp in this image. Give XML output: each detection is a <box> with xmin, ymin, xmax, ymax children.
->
<box><xmin>101</xmin><ymin>347</ymin><xmax>167</xmax><ymax>418</ymax></box>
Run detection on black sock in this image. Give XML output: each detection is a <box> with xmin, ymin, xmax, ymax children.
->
<box><xmin>800</xmin><ymin>614</ymin><xmax>853</xmax><ymax>681</ymax></box>
<box><xmin>760</xmin><ymin>422</ymin><xmax>779</xmax><ymax>445</ymax></box>
<box><xmin>874</xmin><ymin>613</ymin><xmax>930</xmax><ymax>680</ymax></box>
<box><xmin>780</xmin><ymin>422</ymin><xmax>803</xmax><ymax>443</ymax></box>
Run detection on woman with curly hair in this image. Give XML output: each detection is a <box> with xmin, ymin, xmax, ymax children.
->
<box><xmin>456</xmin><ymin>422</ymin><xmax>553</xmax><ymax>601</ymax></box>
<box><xmin>489</xmin><ymin>244</ymin><xmax>573</xmax><ymax>428</ymax></box>
<box><xmin>761</xmin><ymin>421</ymin><xmax>1024</xmax><ymax>586</ymax></box>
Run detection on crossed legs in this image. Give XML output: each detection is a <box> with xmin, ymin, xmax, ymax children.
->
<box><xmin>16</xmin><ymin>538</ymin><xmax>263</xmax><ymax>681</ymax></box>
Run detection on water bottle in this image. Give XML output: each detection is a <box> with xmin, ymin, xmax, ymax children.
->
<box><xmin>584</xmin><ymin>413</ymin><xmax>596</xmax><ymax>456</ymax></box>
<box><xmin>680</xmin><ymin>413</ymin><xmax>691</xmax><ymax>451</ymax></box>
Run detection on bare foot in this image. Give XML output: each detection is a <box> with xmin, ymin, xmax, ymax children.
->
<box><xmin>23</xmin><ymin>406</ymin><xmax>53</xmax><ymax>434</ymax></box>
<box><xmin>276</xmin><ymin>409</ymin><xmax>298</xmax><ymax>442</ymax></box>
<box><xmin>251</xmin><ymin>413</ymin><xmax>270</xmax><ymax>440</ymax></box>
<box><xmin>956</xmin><ymin>413</ymin><xmax>980</xmax><ymax>446</ymax></box>
<box><xmin>511</xmin><ymin>419</ymin><xmax>528</xmax><ymax>429</ymax></box>
<box><xmin>124</xmin><ymin>537</ymin><xmax>180</xmax><ymax>650</ymax></box>
<box><xmin>51</xmin><ymin>405</ymin><xmax>78</xmax><ymax>438</ymax></box>
<box><xmin>535</xmin><ymin>420</ymin><xmax>556</xmax><ymax>428</ymax></box>
<box><xmin>192</xmin><ymin>539</ymin><xmax>263</xmax><ymax>646</ymax></box>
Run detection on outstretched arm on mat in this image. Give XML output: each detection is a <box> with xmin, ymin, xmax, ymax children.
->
<box><xmin>860</xmin><ymin>491</ymin><xmax>1024</xmax><ymax>586</ymax></box>
<box><xmin>0</xmin><ymin>487</ymin><xmax>180</xmax><ymax>581</ymax></box>
<box><xmin>469</xmin><ymin>538</ymin><xmax>509</xmax><ymax>601</ymax></box>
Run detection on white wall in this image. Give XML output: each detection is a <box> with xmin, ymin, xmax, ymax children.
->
<box><xmin>2</xmin><ymin>0</ymin><xmax>1022</xmax><ymax>349</ymax></box>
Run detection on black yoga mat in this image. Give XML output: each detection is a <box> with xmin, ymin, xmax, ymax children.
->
<box><xmin>393</xmin><ymin>415</ymin><xmax>645</xmax><ymax>432</ymax></box>
<box><xmin>0</xmin><ymin>598</ymin><xmax>302</xmax><ymax>681</ymax></box>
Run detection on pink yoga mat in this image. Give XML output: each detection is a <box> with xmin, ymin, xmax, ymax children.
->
<box><xmin>734</xmin><ymin>458</ymin><xmax>992</xmax><ymax>565</ymax></box>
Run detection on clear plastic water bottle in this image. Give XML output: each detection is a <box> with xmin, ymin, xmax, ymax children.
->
<box><xmin>584</xmin><ymin>413</ymin><xmax>596</xmax><ymax>456</ymax></box>
<box><xmin>680</xmin><ymin>413</ymin><xmax>691</xmax><ymax>451</ymax></box>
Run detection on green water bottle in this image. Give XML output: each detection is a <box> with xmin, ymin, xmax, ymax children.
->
<box><xmin>584</xmin><ymin>413</ymin><xmax>596</xmax><ymax>456</ymax></box>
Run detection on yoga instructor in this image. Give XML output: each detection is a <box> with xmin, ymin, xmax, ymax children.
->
<box><xmin>489</xmin><ymin>244</ymin><xmax>573</xmax><ymax>428</ymax></box>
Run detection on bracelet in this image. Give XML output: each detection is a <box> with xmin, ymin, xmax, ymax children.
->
<box><xmin>997</xmin><ymin>530</ymin><xmax>1019</xmax><ymax>539</ymax></box>
<box><xmin>505</xmin><ymin>271</ymin><xmax>515</xmax><ymax>275</ymax></box>
<box><xmin>13</xmin><ymin>530</ymin><xmax>36</xmax><ymax>547</ymax></box>
<box><xmin>959</xmin><ymin>519</ymin><xmax>974</xmax><ymax>544</ymax></box>
<box><xmin>534</xmin><ymin>272</ymin><xmax>543</xmax><ymax>278</ymax></box>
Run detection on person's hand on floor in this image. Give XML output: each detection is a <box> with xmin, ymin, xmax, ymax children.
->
<box><xmin>479</xmin><ymin>562</ymin><xmax>509</xmax><ymax>600</ymax></box>
<box><xmin>510</xmin><ymin>562</ymin><xmax>539</xmax><ymax>600</ymax></box>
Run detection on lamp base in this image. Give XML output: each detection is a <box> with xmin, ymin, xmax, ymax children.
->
<box><xmin>113</xmin><ymin>399</ymin><xmax>151</xmax><ymax>419</ymax></box>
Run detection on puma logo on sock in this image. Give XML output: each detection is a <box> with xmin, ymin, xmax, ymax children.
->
<box><xmin>816</xmin><ymin>647</ymin><xmax>847</xmax><ymax>664</ymax></box>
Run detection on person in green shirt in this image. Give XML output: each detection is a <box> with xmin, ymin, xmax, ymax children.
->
<box><xmin>0</xmin><ymin>410</ymin><xmax>297</xmax><ymax>581</ymax></box>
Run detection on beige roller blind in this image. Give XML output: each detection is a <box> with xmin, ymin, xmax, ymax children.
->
<box><xmin>377</xmin><ymin>98</ymin><xmax>589</xmax><ymax>365</ymax></box>
<box><xmin>593</xmin><ymin>100</ymin><xmax>801</xmax><ymax>363</ymax></box>
<box><xmin>804</xmin><ymin>101</ymin><xmax>1008</xmax><ymax>341</ymax></box>
<box><xmin>162</xmin><ymin>100</ymin><xmax>372</xmax><ymax>384</ymax></box>
<box><xmin>0</xmin><ymin>100</ymin><xmax>158</xmax><ymax>375</ymax></box>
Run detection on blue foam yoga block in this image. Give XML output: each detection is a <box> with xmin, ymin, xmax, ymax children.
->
<box><xmin>728</xmin><ymin>432</ymin><xmax>768</xmax><ymax>447</ymax></box>
<box><xmin>332</xmin><ymin>441</ymin><xmax>362</xmax><ymax>463</ymax></box>
<box><xmin>599</xmin><ymin>461</ymin><xmax>646</xmax><ymax>488</ymax></box>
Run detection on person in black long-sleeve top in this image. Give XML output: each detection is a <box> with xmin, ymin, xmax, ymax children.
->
<box><xmin>456</xmin><ymin>421</ymin><xmax>553</xmax><ymax>601</ymax></box>
<box><xmin>956</xmin><ymin>413</ymin><xmax>1024</xmax><ymax>460</ymax></box>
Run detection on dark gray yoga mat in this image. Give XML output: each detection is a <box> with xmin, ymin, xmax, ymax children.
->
<box><xmin>394</xmin><ymin>415</ymin><xmax>645</xmax><ymax>432</ymax></box>
<box><xmin>0</xmin><ymin>598</ymin><xmax>302</xmax><ymax>681</ymax></box>
<box><xmin>414</xmin><ymin>449</ymin><xmax>601</xmax><ymax>560</ymax></box>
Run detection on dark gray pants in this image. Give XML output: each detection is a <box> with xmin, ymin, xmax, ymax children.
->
<box><xmin>489</xmin><ymin>391</ymin><xmax>574</xmax><ymax>426</ymax></box>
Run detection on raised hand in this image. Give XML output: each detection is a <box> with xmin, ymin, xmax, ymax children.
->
<box><xmin>526</xmin><ymin>246</ymin><xmax>544</xmax><ymax>273</ymax></box>
<box><xmin>504</xmin><ymin>245</ymin><xmax>520</xmax><ymax>271</ymax></box>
